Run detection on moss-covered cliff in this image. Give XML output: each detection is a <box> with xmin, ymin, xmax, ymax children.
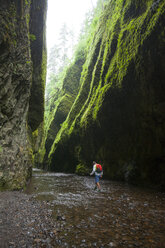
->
<box><xmin>48</xmin><ymin>0</ymin><xmax>165</xmax><ymax>189</ymax></box>
<box><xmin>28</xmin><ymin>0</ymin><xmax>47</xmax><ymax>132</ymax></box>
<box><xmin>0</xmin><ymin>0</ymin><xmax>47</xmax><ymax>190</ymax></box>
<box><xmin>41</xmin><ymin>52</ymin><xmax>86</xmax><ymax>168</ymax></box>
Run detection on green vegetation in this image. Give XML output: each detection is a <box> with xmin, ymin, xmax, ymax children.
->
<box><xmin>25</xmin><ymin>0</ymin><xmax>30</xmax><ymax>6</ymax></box>
<box><xmin>28</xmin><ymin>0</ymin><xmax>47</xmax><ymax>133</ymax></box>
<box><xmin>29</xmin><ymin>33</ymin><xmax>36</xmax><ymax>41</ymax></box>
<box><xmin>42</xmin><ymin>0</ymin><xmax>165</xmax><ymax>189</ymax></box>
<box><xmin>0</xmin><ymin>0</ymin><xmax>48</xmax><ymax>190</ymax></box>
<box><xmin>75</xmin><ymin>163</ymin><xmax>90</xmax><ymax>176</ymax></box>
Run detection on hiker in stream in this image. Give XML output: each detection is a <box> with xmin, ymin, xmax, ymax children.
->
<box><xmin>90</xmin><ymin>161</ymin><xmax>103</xmax><ymax>191</ymax></box>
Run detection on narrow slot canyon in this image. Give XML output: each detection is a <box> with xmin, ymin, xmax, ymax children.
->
<box><xmin>0</xmin><ymin>0</ymin><xmax>165</xmax><ymax>247</ymax></box>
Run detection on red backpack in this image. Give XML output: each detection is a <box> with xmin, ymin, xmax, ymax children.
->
<box><xmin>96</xmin><ymin>164</ymin><xmax>102</xmax><ymax>173</ymax></box>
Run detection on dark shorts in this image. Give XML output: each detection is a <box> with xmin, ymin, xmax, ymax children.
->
<box><xmin>95</xmin><ymin>175</ymin><xmax>101</xmax><ymax>183</ymax></box>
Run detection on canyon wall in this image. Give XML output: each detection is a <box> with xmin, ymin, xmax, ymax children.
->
<box><xmin>41</xmin><ymin>52</ymin><xmax>86</xmax><ymax>169</ymax></box>
<box><xmin>47</xmin><ymin>0</ymin><xmax>165</xmax><ymax>189</ymax></box>
<box><xmin>0</xmin><ymin>0</ymin><xmax>47</xmax><ymax>189</ymax></box>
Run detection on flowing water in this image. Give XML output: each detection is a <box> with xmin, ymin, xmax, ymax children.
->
<box><xmin>26</xmin><ymin>169</ymin><xmax>165</xmax><ymax>248</ymax></box>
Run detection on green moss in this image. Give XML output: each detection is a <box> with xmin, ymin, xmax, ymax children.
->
<box><xmin>77</xmin><ymin>0</ymin><xmax>165</xmax><ymax>124</ymax></box>
<box><xmin>9</xmin><ymin>2</ymin><xmax>16</xmax><ymax>17</ymax></box>
<box><xmin>0</xmin><ymin>174</ymin><xmax>6</xmax><ymax>190</ymax></box>
<box><xmin>41</xmin><ymin>49</ymin><xmax>47</xmax><ymax>101</ymax></box>
<box><xmin>28</xmin><ymin>0</ymin><xmax>47</xmax><ymax>132</ymax></box>
<box><xmin>43</xmin><ymin>54</ymin><xmax>85</xmax><ymax>165</ymax></box>
<box><xmin>75</xmin><ymin>163</ymin><xmax>90</xmax><ymax>176</ymax></box>
<box><xmin>29</xmin><ymin>33</ymin><xmax>36</xmax><ymax>41</ymax></box>
<box><xmin>32</xmin><ymin>129</ymin><xmax>38</xmax><ymax>139</ymax></box>
<box><xmin>0</xmin><ymin>166</ymin><xmax>32</xmax><ymax>191</ymax></box>
<box><xmin>46</xmin><ymin>0</ymin><xmax>165</xmax><ymax>189</ymax></box>
<box><xmin>25</xmin><ymin>0</ymin><xmax>31</xmax><ymax>6</ymax></box>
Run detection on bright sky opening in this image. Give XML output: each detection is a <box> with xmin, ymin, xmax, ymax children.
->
<box><xmin>46</xmin><ymin>0</ymin><xmax>97</xmax><ymax>50</ymax></box>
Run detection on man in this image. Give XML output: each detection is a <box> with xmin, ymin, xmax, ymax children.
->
<box><xmin>90</xmin><ymin>161</ymin><xmax>103</xmax><ymax>191</ymax></box>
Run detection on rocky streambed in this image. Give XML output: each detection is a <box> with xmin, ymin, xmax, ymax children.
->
<box><xmin>0</xmin><ymin>169</ymin><xmax>165</xmax><ymax>247</ymax></box>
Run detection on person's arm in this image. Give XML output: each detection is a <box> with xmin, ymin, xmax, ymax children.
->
<box><xmin>90</xmin><ymin>164</ymin><xmax>96</xmax><ymax>175</ymax></box>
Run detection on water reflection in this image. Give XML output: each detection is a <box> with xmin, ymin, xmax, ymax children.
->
<box><xmin>26</xmin><ymin>169</ymin><xmax>165</xmax><ymax>247</ymax></box>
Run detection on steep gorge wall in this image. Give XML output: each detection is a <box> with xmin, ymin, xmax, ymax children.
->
<box><xmin>0</xmin><ymin>0</ymin><xmax>47</xmax><ymax>189</ymax></box>
<box><xmin>41</xmin><ymin>54</ymin><xmax>85</xmax><ymax>168</ymax></box>
<box><xmin>28</xmin><ymin>0</ymin><xmax>47</xmax><ymax>132</ymax></box>
<box><xmin>48</xmin><ymin>0</ymin><xmax>165</xmax><ymax>189</ymax></box>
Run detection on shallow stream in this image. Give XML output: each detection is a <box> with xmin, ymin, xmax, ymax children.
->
<box><xmin>26</xmin><ymin>169</ymin><xmax>165</xmax><ymax>247</ymax></box>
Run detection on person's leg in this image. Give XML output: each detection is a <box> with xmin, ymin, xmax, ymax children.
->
<box><xmin>95</xmin><ymin>175</ymin><xmax>99</xmax><ymax>189</ymax></box>
<box><xmin>95</xmin><ymin>175</ymin><xmax>101</xmax><ymax>190</ymax></box>
<box><xmin>96</xmin><ymin>182</ymin><xmax>101</xmax><ymax>189</ymax></box>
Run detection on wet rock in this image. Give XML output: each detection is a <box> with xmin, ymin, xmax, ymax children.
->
<box><xmin>57</xmin><ymin>215</ymin><xmax>66</xmax><ymax>221</ymax></box>
<box><xmin>0</xmin><ymin>0</ymin><xmax>47</xmax><ymax>191</ymax></box>
<box><xmin>108</xmin><ymin>242</ymin><xmax>116</xmax><ymax>247</ymax></box>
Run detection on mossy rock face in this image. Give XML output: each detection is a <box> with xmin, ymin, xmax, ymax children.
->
<box><xmin>42</xmin><ymin>55</ymin><xmax>85</xmax><ymax>167</ymax></box>
<box><xmin>44</xmin><ymin>94</ymin><xmax>75</xmax><ymax>163</ymax></box>
<box><xmin>0</xmin><ymin>0</ymin><xmax>47</xmax><ymax>190</ymax></box>
<box><xmin>48</xmin><ymin>0</ymin><xmax>165</xmax><ymax>190</ymax></box>
<box><xmin>62</xmin><ymin>57</ymin><xmax>85</xmax><ymax>95</ymax></box>
<box><xmin>28</xmin><ymin>0</ymin><xmax>47</xmax><ymax>132</ymax></box>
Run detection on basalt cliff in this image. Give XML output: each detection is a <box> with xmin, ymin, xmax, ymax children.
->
<box><xmin>44</xmin><ymin>0</ymin><xmax>165</xmax><ymax>189</ymax></box>
<box><xmin>1</xmin><ymin>0</ymin><xmax>165</xmax><ymax>190</ymax></box>
<box><xmin>0</xmin><ymin>0</ymin><xmax>47</xmax><ymax>189</ymax></box>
